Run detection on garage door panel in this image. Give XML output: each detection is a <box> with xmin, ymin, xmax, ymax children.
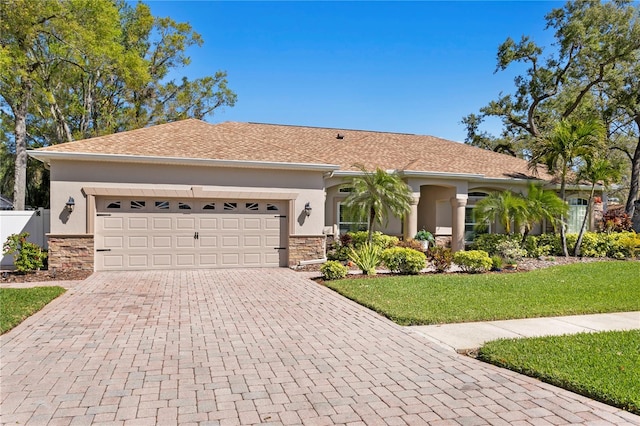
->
<box><xmin>96</xmin><ymin>198</ymin><xmax>287</xmax><ymax>271</ymax></box>
<box><xmin>152</xmin><ymin>254</ymin><xmax>172</xmax><ymax>267</ymax></box>
<box><xmin>199</xmin><ymin>235</ymin><xmax>217</xmax><ymax>248</ymax></box>
<box><xmin>222</xmin><ymin>218</ymin><xmax>240</xmax><ymax>230</ymax></box>
<box><xmin>176</xmin><ymin>235</ymin><xmax>196</xmax><ymax>248</ymax></box>
<box><xmin>176</xmin><ymin>217</ymin><xmax>196</xmax><ymax>230</ymax></box>
<box><xmin>103</xmin><ymin>217</ymin><xmax>124</xmax><ymax>230</ymax></box>
<box><xmin>128</xmin><ymin>255</ymin><xmax>148</xmax><ymax>268</ymax></box>
<box><xmin>152</xmin><ymin>217</ymin><xmax>172</xmax><ymax>230</ymax></box>
<box><xmin>128</xmin><ymin>236</ymin><xmax>148</xmax><ymax>248</ymax></box>
<box><xmin>103</xmin><ymin>236</ymin><xmax>124</xmax><ymax>249</ymax></box>
<box><xmin>128</xmin><ymin>217</ymin><xmax>148</xmax><ymax>230</ymax></box>
<box><xmin>152</xmin><ymin>236</ymin><xmax>172</xmax><ymax>249</ymax></box>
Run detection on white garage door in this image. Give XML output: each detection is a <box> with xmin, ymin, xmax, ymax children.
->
<box><xmin>95</xmin><ymin>198</ymin><xmax>287</xmax><ymax>271</ymax></box>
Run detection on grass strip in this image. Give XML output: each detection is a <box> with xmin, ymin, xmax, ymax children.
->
<box><xmin>324</xmin><ymin>261</ymin><xmax>640</xmax><ymax>325</ymax></box>
<box><xmin>478</xmin><ymin>330</ymin><xmax>640</xmax><ymax>414</ymax></box>
<box><xmin>0</xmin><ymin>286</ymin><xmax>66</xmax><ymax>334</ymax></box>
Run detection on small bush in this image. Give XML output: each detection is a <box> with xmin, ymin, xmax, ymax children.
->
<box><xmin>490</xmin><ymin>255</ymin><xmax>503</xmax><ymax>270</ymax></box>
<box><xmin>349</xmin><ymin>231</ymin><xmax>399</xmax><ymax>250</ymax></box>
<box><xmin>320</xmin><ymin>261</ymin><xmax>348</xmax><ymax>280</ymax></box>
<box><xmin>598</xmin><ymin>209</ymin><xmax>633</xmax><ymax>232</ymax></box>
<box><xmin>429</xmin><ymin>246</ymin><xmax>453</xmax><ymax>273</ymax></box>
<box><xmin>453</xmin><ymin>250</ymin><xmax>492</xmax><ymax>273</ymax></box>
<box><xmin>3</xmin><ymin>233</ymin><xmax>47</xmax><ymax>273</ymax></box>
<box><xmin>381</xmin><ymin>247</ymin><xmax>426</xmax><ymax>275</ymax></box>
<box><xmin>348</xmin><ymin>242</ymin><xmax>382</xmax><ymax>275</ymax></box>
<box><xmin>471</xmin><ymin>234</ymin><xmax>515</xmax><ymax>256</ymax></box>
<box><xmin>495</xmin><ymin>240</ymin><xmax>527</xmax><ymax>261</ymax></box>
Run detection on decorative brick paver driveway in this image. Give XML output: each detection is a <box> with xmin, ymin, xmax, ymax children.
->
<box><xmin>2</xmin><ymin>269</ymin><xmax>638</xmax><ymax>425</ymax></box>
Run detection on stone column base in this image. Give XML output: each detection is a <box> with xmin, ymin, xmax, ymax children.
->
<box><xmin>48</xmin><ymin>235</ymin><xmax>94</xmax><ymax>271</ymax></box>
<box><xmin>288</xmin><ymin>235</ymin><xmax>326</xmax><ymax>267</ymax></box>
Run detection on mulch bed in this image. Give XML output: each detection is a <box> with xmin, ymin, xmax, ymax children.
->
<box><xmin>0</xmin><ymin>269</ymin><xmax>93</xmax><ymax>283</ymax></box>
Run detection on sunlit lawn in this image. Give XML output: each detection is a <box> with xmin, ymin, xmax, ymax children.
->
<box><xmin>0</xmin><ymin>286</ymin><xmax>66</xmax><ymax>334</ymax></box>
<box><xmin>324</xmin><ymin>261</ymin><xmax>640</xmax><ymax>325</ymax></box>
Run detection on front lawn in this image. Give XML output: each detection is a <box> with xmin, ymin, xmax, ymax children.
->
<box><xmin>478</xmin><ymin>330</ymin><xmax>640</xmax><ymax>414</ymax></box>
<box><xmin>0</xmin><ymin>286</ymin><xmax>66</xmax><ymax>334</ymax></box>
<box><xmin>323</xmin><ymin>261</ymin><xmax>640</xmax><ymax>325</ymax></box>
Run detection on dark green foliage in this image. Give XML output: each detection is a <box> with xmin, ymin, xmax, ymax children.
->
<box><xmin>3</xmin><ymin>232</ymin><xmax>47</xmax><ymax>272</ymax></box>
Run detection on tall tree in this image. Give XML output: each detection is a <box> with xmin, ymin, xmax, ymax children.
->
<box><xmin>473</xmin><ymin>190</ymin><xmax>527</xmax><ymax>235</ymax></box>
<box><xmin>0</xmin><ymin>0</ymin><xmax>236</xmax><ymax>209</ymax></box>
<box><xmin>462</xmin><ymin>0</ymin><xmax>640</xmax><ymax>214</ymax></box>
<box><xmin>574</xmin><ymin>156</ymin><xmax>621</xmax><ymax>255</ymax></box>
<box><xmin>520</xmin><ymin>183</ymin><xmax>568</xmax><ymax>240</ymax></box>
<box><xmin>341</xmin><ymin>165</ymin><xmax>413</xmax><ymax>243</ymax></box>
<box><xmin>530</xmin><ymin>118</ymin><xmax>605</xmax><ymax>256</ymax></box>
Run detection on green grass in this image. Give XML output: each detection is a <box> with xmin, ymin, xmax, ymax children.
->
<box><xmin>0</xmin><ymin>286</ymin><xmax>66</xmax><ymax>334</ymax></box>
<box><xmin>324</xmin><ymin>261</ymin><xmax>640</xmax><ymax>325</ymax></box>
<box><xmin>478</xmin><ymin>330</ymin><xmax>640</xmax><ymax>414</ymax></box>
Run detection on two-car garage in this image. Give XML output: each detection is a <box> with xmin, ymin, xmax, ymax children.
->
<box><xmin>94</xmin><ymin>197</ymin><xmax>288</xmax><ymax>271</ymax></box>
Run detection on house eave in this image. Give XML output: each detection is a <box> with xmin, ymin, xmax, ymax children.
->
<box><xmin>27</xmin><ymin>150</ymin><xmax>340</xmax><ymax>172</ymax></box>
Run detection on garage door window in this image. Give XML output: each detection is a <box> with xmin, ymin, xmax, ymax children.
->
<box><xmin>131</xmin><ymin>201</ymin><xmax>145</xmax><ymax>209</ymax></box>
<box><xmin>155</xmin><ymin>201</ymin><xmax>169</xmax><ymax>210</ymax></box>
<box><xmin>107</xmin><ymin>201</ymin><xmax>121</xmax><ymax>209</ymax></box>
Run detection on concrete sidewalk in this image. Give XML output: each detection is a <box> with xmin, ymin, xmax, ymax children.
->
<box><xmin>411</xmin><ymin>311</ymin><xmax>640</xmax><ymax>352</ymax></box>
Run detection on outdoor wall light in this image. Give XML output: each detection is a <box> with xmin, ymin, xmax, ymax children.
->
<box><xmin>304</xmin><ymin>202</ymin><xmax>312</xmax><ymax>216</ymax></box>
<box><xmin>65</xmin><ymin>196</ymin><xmax>75</xmax><ymax>212</ymax></box>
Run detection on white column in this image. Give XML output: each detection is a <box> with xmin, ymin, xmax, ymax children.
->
<box><xmin>404</xmin><ymin>196</ymin><xmax>420</xmax><ymax>240</ymax></box>
<box><xmin>450</xmin><ymin>197</ymin><xmax>467</xmax><ymax>252</ymax></box>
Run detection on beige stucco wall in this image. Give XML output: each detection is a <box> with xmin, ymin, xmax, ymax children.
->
<box><xmin>49</xmin><ymin>159</ymin><xmax>327</xmax><ymax>236</ymax></box>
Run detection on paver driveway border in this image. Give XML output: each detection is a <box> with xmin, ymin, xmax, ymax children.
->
<box><xmin>1</xmin><ymin>269</ymin><xmax>638</xmax><ymax>425</ymax></box>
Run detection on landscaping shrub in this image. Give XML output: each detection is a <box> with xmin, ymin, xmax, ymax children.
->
<box><xmin>327</xmin><ymin>231</ymin><xmax>398</xmax><ymax>261</ymax></box>
<box><xmin>495</xmin><ymin>240</ymin><xmax>527</xmax><ymax>261</ymax></box>
<box><xmin>471</xmin><ymin>234</ymin><xmax>515</xmax><ymax>256</ymax></box>
<box><xmin>490</xmin><ymin>255</ymin><xmax>503</xmax><ymax>270</ymax></box>
<box><xmin>523</xmin><ymin>235</ymin><xmax>553</xmax><ymax>258</ymax></box>
<box><xmin>381</xmin><ymin>247</ymin><xmax>426</xmax><ymax>275</ymax></box>
<box><xmin>453</xmin><ymin>250</ymin><xmax>492</xmax><ymax>273</ymax></box>
<box><xmin>2</xmin><ymin>233</ymin><xmax>47</xmax><ymax>273</ymax></box>
<box><xmin>349</xmin><ymin>231</ymin><xmax>399</xmax><ymax>250</ymax></box>
<box><xmin>348</xmin><ymin>242</ymin><xmax>382</xmax><ymax>275</ymax></box>
<box><xmin>429</xmin><ymin>246</ymin><xmax>452</xmax><ymax>273</ymax></box>
<box><xmin>320</xmin><ymin>261</ymin><xmax>348</xmax><ymax>280</ymax></box>
<box><xmin>598</xmin><ymin>209</ymin><xmax>633</xmax><ymax>232</ymax></box>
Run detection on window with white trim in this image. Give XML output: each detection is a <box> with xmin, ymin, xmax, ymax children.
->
<box><xmin>337</xmin><ymin>202</ymin><xmax>368</xmax><ymax>234</ymax></box>
<box><xmin>465</xmin><ymin>192</ymin><xmax>489</xmax><ymax>243</ymax></box>
<box><xmin>567</xmin><ymin>198</ymin><xmax>588</xmax><ymax>234</ymax></box>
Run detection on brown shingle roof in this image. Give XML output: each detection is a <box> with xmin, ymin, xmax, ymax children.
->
<box><xmin>34</xmin><ymin>119</ymin><xmax>552</xmax><ymax>180</ymax></box>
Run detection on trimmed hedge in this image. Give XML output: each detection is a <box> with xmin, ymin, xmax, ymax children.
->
<box><xmin>381</xmin><ymin>247</ymin><xmax>426</xmax><ymax>275</ymax></box>
<box><xmin>472</xmin><ymin>231</ymin><xmax>640</xmax><ymax>259</ymax></box>
<box><xmin>320</xmin><ymin>261</ymin><xmax>348</xmax><ymax>280</ymax></box>
<box><xmin>453</xmin><ymin>250</ymin><xmax>492</xmax><ymax>273</ymax></box>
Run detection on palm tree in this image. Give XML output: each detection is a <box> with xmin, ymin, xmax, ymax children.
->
<box><xmin>473</xmin><ymin>190</ymin><xmax>527</xmax><ymax>235</ymax></box>
<box><xmin>529</xmin><ymin>119</ymin><xmax>605</xmax><ymax>256</ymax></box>
<box><xmin>574</xmin><ymin>156</ymin><xmax>621</xmax><ymax>256</ymax></box>
<box><xmin>521</xmin><ymin>183</ymin><xmax>568</xmax><ymax>241</ymax></box>
<box><xmin>342</xmin><ymin>165</ymin><xmax>413</xmax><ymax>243</ymax></box>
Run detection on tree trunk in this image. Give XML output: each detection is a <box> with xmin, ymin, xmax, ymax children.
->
<box><xmin>559</xmin><ymin>167</ymin><xmax>569</xmax><ymax>257</ymax></box>
<box><xmin>625</xmin><ymin>123</ymin><xmax>640</xmax><ymax>217</ymax></box>
<box><xmin>573</xmin><ymin>184</ymin><xmax>596</xmax><ymax>256</ymax></box>
<box><xmin>12</xmin><ymin>80</ymin><xmax>32</xmax><ymax>210</ymax></box>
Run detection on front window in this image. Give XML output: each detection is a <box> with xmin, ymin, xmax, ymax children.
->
<box><xmin>337</xmin><ymin>202</ymin><xmax>368</xmax><ymax>234</ymax></box>
<box><xmin>567</xmin><ymin>198</ymin><xmax>588</xmax><ymax>234</ymax></box>
<box><xmin>465</xmin><ymin>192</ymin><xmax>489</xmax><ymax>243</ymax></box>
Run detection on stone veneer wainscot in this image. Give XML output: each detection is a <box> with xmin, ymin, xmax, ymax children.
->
<box><xmin>48</xmin><ymin>235</ymin><xmax>94</xmax><ymax>271</ymax></box>
<box><xmin>288</xmin><ymin>235</ymin><xmax>326</xmax><ymax>267</ymax></box>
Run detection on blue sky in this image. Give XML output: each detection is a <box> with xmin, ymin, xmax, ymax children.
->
<box><xmin>146</xmin><ymin>1</ymin><xmax>561</xmax><ymax>142</ymax></box>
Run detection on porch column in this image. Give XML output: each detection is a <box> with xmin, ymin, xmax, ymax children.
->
<box><xmin>404</xmin><ymin>195</ymin><xmax>420</xmax><ymax>240</ymax></box>
<box><xmin>450</xmin><ymin>196</ymin><xmax>467</xmax><ymax>252</ymax></box>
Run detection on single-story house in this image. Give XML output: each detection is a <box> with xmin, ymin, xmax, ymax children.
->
<box><xmin>28</xmin><ymin>119</ymin><xmax>597</xmax><ymax>271</ymax></box>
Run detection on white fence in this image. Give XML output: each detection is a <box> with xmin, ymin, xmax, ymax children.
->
<box><xmin>0</xmin><ymin>209</ymin><xmax>50</xmax><ymax>269</ymax></box>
